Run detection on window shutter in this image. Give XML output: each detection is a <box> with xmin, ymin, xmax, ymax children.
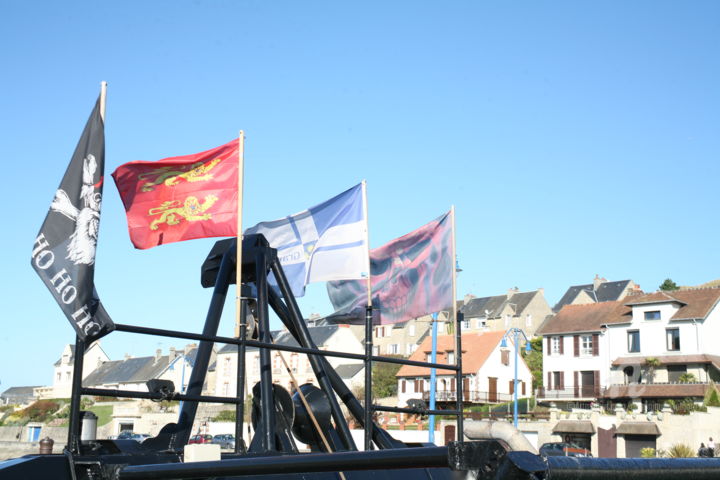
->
<box><xmin>451</xmin><ymin>378</ymin><xmax>456</xmax><ymax>392</ymax></box>
<box><xmin>463</xmin><ymin>377</ymin><xmax>470</xmax><ymax>400</ymax></box>
<box><xmin>592</xmin><ymin>333</ymin><xmax>599</xmax><ymax>356</ymax></box>
<box><xmin>501</xmin><ymin>350</ymin><xmax>510</xmax><ymax>365</ymax></box>
<box><xmin>559</xmin><ymin>372</ymin><xmax>565</xmax><ymax>390</ymax></box>
<box><xmin>559</xmin><ymin>336</ymin><xmax>564</xmax><ymax>355</ymax></box>
<box><xmin>509</xmin><ymin>380</ymin><xmax>514</xmax><ymax>395</ymax></box>
<box><xmin>547</xmin><ymin>372</ymin><xmax>552</xmax><ymax>390</ymax></box>
<box><xmin>573</xmin><ymin>335</ymin><xmax>580</xmax><ymax>357</ymax></box>
<box><xmin>594</xmin><ymin>370</ymin><xmax>600</xmax><ymax>396</ymax></box>
<box><xmin>573</xmin><ymin>371</ymin><xmax>579</xmax><ymax>397</ymax></box>
<box><xmin>546</xmin><ymin>337</ymin><xmax>550</xmax><ymax>352</ymax></box>
<box><xmin>521</xmin><ymin>381</ymin><xmax>526</xmax><ymax>395</ymax></box>
<box><xmin>402</xmin><ymin>380</ymin><xmax>406</xmax><ymax>393</ymax></box>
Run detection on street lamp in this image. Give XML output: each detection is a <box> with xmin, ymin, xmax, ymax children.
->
<box><xmin>500</xmin><ymin>328</ymin><xmax>532</xmax><ymax>427</ymax></box>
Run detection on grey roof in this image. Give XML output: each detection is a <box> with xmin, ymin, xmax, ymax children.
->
<box><xmin>553</xmin><ymin>280</ymin><xmax>631</xmax><ymax>312</ymax></box>
<box><xmin>82</xmin><ymin>348</ymin><xmax>197</xmax><ymax>387</ymax></box>
<box><xmin>461</xmin><ymin>291</ymin><xmax>538</xmax><ymax>319</ymax></box>
<box><xmin>334</xmin><ymin>363</ymin><xmax>364</xmax><ymax>379</ymax></box>
<box><xmin>1</xmin><ymin>386</ymin><xmax>41</xmax><ymax>399</ymax></box>
<box><xmin>218</xmin><ymin>326</ymin><xmax>341</xmax><ymax>355</ymax></box>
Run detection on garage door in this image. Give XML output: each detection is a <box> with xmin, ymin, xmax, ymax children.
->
<box><xmin>625</xmin><ymin>434</ymin><xmax>656</xmax><ymax>458</ymax></box>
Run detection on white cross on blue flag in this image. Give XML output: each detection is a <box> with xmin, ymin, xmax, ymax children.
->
<box><xmin>244</xmin><ymin>183</ymin><xmax>368</xmax><ymax>297</ymax></box>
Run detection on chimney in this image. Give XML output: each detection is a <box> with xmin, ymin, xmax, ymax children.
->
<box><xmin>124</xmin><ymin>353</ymin><xmax>131</xmax><ymax>361</ymax></box>
<box><xmin>593</xmin><ymin>274</ymin><xmax>606</xmax><ymax>291</ymax></box>
<box><xmin>169</xmin><ymin>347</ymin><xmax>177</xmax><ymax>361</ymax></box>
<box><xmin>507</xmin><ymin>287</ymin><xmax>519</xmax><ymax>298</ymax></box>
<box><xmin>464</xmin><ymin>293</ymin><xmax>476</xmax><ymax>303</ymax></box>
<box><xmin>184</xmin><ymin>343</ymin><xmax>197</xmax><ymax>355</ymax></box>
<box><xmin>155</xmin><ymin>348</ymin><xmax>162</xmax><ymax>361</ymax></box>
<box><xmin>537</xmin><ymin>287</ymin><xmax>545</xmax><ymax>297</ymax></box>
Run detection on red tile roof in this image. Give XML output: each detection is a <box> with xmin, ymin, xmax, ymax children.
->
<box><xmin>537</xmin><ymin>301</ymin><xmax>630</xmax><ymax>334</ymax></box>
<box><xmin>396</xmin><ymin>331</ymin><xmax>506</xmax><ymax>377</ymax></box>
<box><xmin>624</xmin><ymin>288</ymin><xmax>720</xmax><ymax>320</ymax></box>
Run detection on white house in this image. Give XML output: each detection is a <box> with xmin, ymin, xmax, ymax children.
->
<box><xmin>214</xmin><ymin>325</ymin><xmax>364</xmax><ymax>399</ymax></box>
<box><xmin>35</xmin><ymin>342</ymin><xmax>110</xmax><ymax>399</ymax></box>
<box><xmin>81</xmin><ymin>344</ymin><xmax>200</xmax><ymax>394</ymax></box>
<box><xmin>538</xmin><ymin>288</ymin><xmax>720</xmax><ymax>411</ymax></box>
<box><xmin>395</xmin><ymin>331</ymin><xmax>533</xmax><ymax>409</ymax></box>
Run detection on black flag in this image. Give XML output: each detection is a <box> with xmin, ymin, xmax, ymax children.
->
<box><xmin>31</xmin><ymin>96</ymin><xmax>115</xmax><ymax>342</ymax></box>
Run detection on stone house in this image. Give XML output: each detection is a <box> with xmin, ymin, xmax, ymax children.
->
<box><xmin>552</xmin><ymin>275</ymin><xmax>641</xmax><ymax>313</ymax></box>
<box><xmin>35</xmin><ymin>342</ymin><xmax>110</xmax><ymax>399</ymax></box>
<box><xmin>460</xmin><ymin>288</ymin><xmax>552</xmax><ymax>337</ymax></box>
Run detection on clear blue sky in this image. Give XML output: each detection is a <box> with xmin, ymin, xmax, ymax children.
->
<box><xmin>1</xmin><ymin>1</ymin><xmax>719</xmax><ymax>390</ymax></box>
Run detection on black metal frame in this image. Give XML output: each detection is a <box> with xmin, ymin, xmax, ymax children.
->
<box><xmin>66</xmin><ymin>234</ymin><xmax>466</xmax><ymax>454</ymax></box>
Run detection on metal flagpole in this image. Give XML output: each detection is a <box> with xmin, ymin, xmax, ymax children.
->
<box><xmin>234</xmin><ymin>131</ymin><xmax>247</xmax><ymax>451</ymax></box>
<box><xmin>99</xmin><ymin>81</ymin><xmax>107</xmax><ymax>121</ymax></box>
<box><xmin>361</xmin><ymin>180</ymin><xmax>374</xmax><ymax>451</ymax></box>
<box><xmin>428</xmin><ymin>312</ymin><xmax>439</xmax><ymax>443</ymax></box>
<box><xmin>235</xmin><ymin>131</ymin><xmax>245</xmax><ymax>336</ymax></box>
<box><xmin>451</xmin><ymin>205</ymin><xmax>463</xmax><ymax>441</ymax></box>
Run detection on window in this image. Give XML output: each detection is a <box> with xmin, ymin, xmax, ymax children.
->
<box><xmin>552</xmin><ymin>372</ymin><xmax>562</xmax><ymax>390</ymax></box>
<box><xmin>447</xmin><ymin>352</ymin><xmax>455</xmax><ymax>364</ymax></box>
<box><xmin>551</xmin><ymin>337</ymin><xmax>561</xmax><ymax>355</ymax></box>
<box><xmin>580</xmin><ymin>335</ymin><xmax>593</xmax><ymax>356</ymax></box>
<box><xmin>627</xmin><ymin>330</ymin><xmax>640</xmax><ymax>353</ymax></box>
<box><xmin>667</xmin><ymin>365</ymin><xmax>687</xmax><ymax>382</ymax></box>
<box><xmin>372</xmin><ymin>346</ymin><xmax>380</xmax><ymax>356</ymax></box>
<box><xmin>462</xmin><ymin>319</ymin><xmax>470</xmax><ymax>329</ymax></box>
<box><xmin>476</xmin><ymin>318</ymin><xmax>486</xmax><ymax>329</ymax></box>
<box><xmin>666</xmin><ymin>328</ymin><xmax>680</xmax><ymax>351</ymax></box>
<box><xmin>645</xmin><ymin>310</ymin><xmax>661</xmax><ymax>321</ymax></box>
<box><xmin>501</xmin><ymin>350</ymin><xmax>510</xmax><ymax>366</ymax></box>
<box><xmin>388</xmin><ymin>344</ymin><xmax>399</xmax><ymax>355</ymax></box>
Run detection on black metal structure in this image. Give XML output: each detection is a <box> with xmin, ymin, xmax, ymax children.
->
<box><xmin>4</xmin><ymin>233</ymin><xmax>720</xmax><ymax>479</ymax></box>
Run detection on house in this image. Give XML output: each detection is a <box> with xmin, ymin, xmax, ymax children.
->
<box><xmin>0</xmin><ymin>386</ymin><xmax>42</xmax><ymax>406</ymax></box>
<box><xmin>81</xmin><ymin>344</ymin><xmax>200</xmax><ymax>393</ymax></box>
<box><xmin>395</xmin><ymin>331</ymin><xmax>533</xmax><ymax>409</ymax></box>
<box><xmin>460</xmin><ymin>288</ymin><xmax>552</xmax><ymax>337</ymax></box>
<box><xmin>552</xmin><ymin>275</ymin><xmax>641</xmax><ymax>313</ymax></box>
<box><xmin>538</xmin><ymin>288</ymin><xmax>720</xmax><ymax>411</ymax></box>
<box><xmin>214</xmin><ymin>325</ymin><xmax>364</xmax><ymax>398</ymax></box>
<box><xmin>603</xmin><ymin>288</ymin><xmax>720</xmax><ymax>411</ymax></box>
<box><xmin>372</xmin><ymin>315</ymin><xmax>433</xmax><ymax>357</ymax></box>
<box><xmin>537</xmin><ymin>301</ymin><xmax>619</xmax><ymax>403</ymax></box>
<box><xmin>35</xmin><ymin>342</ymin><xmax>110</xmax><ymax>399</ymax></box>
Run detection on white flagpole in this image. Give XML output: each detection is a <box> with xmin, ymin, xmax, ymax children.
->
<box><xmin>235</xmin><ymin>131</ymin><xmax>245</xmax><ymax>337</ymax></box>
<box><xmin>99</xmin><ymin>81</ymin><xmax>107</xmax><ymax>121</ymax></box>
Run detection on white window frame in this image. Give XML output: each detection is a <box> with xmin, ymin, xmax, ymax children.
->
<box><xmin>551</xmin><ymin>337</ymin><xmax>561</xmax><ymax>355</ymax></box>
<box><xmin>447</xmin><ymin>352</ymin><xmax>455</xmax><ymax>364</ymax></box>
<box><xmin>580</xmin><ymin>335</ymin><xmax>593</xmax><ymax>356</ymax></box>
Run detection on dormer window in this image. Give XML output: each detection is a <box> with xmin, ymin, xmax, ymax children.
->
<box><xmin>644</xmin><ymin>310</ymin><xmax>661</xmax><ymax>321</ymax></box>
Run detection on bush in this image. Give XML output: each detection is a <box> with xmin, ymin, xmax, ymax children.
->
<box><xmin>666</xmin><ymin>443</ymin><xmax>695</xmax><ymax>458</ymax></box>
<box><xmin>667</xmin><ymin>398</ymin><xmax>706</xmax><ymax>415</ymax></box>
<box><xmin>678</xmin><ymin>373</ymin><xmax>697</xmax><ymax>383</ymax></box>
<box><xmin>213</xmin><ymin>410</ymin><xmax>237</xmax><ymax>422</ymax></box>
<box><xmin>705</xmin><ymin>389</ymin><xmax>720</xmax><ymax>407</ymax></box>
<box><xmin>15</xmin><ymin>400</ymin><xmax>60</xmax><ymax>423</ymax></box>
<box><xmin>640</xmin><ymin>447</ymin><xmax>656</xmax><ymax>458</ymax></box>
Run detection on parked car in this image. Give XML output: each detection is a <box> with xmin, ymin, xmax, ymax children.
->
<box><xmin>114</xmin><ymin>432</ymin><xmax>150</xmax><ymax>443</ymax></box>
<box><xmin>188</xmin><ymin>434</ymin><xmax>213</xmax><ymax>444</ymax></box>
<box><xmin>539</xmin><ymin>442</ymin><xmax>592</xmax><ymax>457</ymax></box>
<box><xmin>212</xmin><ymin>434</ymin><xmax>236</xmax><ymax>450</ymax></box>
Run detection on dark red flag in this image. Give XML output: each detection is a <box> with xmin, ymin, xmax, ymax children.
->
<box><xmin>112</xmin><ymin>139</ymin><xmax>239</xmax><ymax>249</ymax></box>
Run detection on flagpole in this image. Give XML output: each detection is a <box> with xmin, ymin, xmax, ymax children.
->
<box><xmin>235</xmin><ymin>131</ymin><xmax>246</xmax><ymax>336</ymax></box>
<box><xmin>99</xmin><ymin>81</ymin><xmax>107</xmax><ymax>121</ymax></box>
<box><xmin>451</xmin><ymin>205</ymin><xmax>463</xmax><ymax>441</ymax></box>
<box><xmin>361</xmin><ymin>179</ymin><xmax>374</xmax><ymax>450</ymax></box>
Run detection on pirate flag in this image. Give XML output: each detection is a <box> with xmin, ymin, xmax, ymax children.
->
<box><xmin>31</xmin><ymin>96</ymin><xmax>115</xmax><ymax>343</ymax></box>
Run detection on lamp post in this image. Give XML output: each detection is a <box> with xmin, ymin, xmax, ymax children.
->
<box><xmin>500</xmin><ymin>327</ymin><xmax>532</xmax><ymax>427</ymax></box>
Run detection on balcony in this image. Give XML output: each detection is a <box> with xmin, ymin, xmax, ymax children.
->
<box><xmin>421</xmin><ymin>390</ymin><xmax>515</xmax><ymax>404</ymax></box>
<box><xmin>536</xmin><ymin>386</ymin><xmax>600</xmax><ymax>400</ymax></box>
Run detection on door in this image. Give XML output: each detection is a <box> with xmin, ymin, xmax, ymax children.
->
<box><xmin>488</xmin><ymin>377</ymin><xmax>498</xmax><ymax>403</ymax></box>
<box><xmin>598</xmin><ymin>426</ymin><xmax>617</xmax><ymax>458</ymax></box>
<box><xmin>581</xmin><ymin>371</ymin><xmax>595</xmax><ymax>397</ymax></box>
<box><xmin>444</xmin><ymin>425</ymin><xmax>456</xmax><ymax>445</ymax></box>
<box><xmin>625</xmin><ymin>435</ymin><xmax>656</xmax><ymax>458</ymax></box>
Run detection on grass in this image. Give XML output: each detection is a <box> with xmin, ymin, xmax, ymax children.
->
<box><xmin>88</xmin><ymin>405</ymin><xmax>113</xmax><ymax>426</ymax></box>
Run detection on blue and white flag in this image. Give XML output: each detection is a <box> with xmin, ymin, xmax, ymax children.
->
<box><xmin>245</xmin><ymin>183</ymin><xmax>368</xmax><ymax>297</ymax></box>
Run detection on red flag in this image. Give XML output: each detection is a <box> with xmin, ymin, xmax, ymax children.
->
<box><xmin>112</xmin><ymin>139</ymin><xmax>239</xmax><ymax>249</ymax></box>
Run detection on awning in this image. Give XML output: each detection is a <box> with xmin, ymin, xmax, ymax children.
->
<box><xmin>552</xmin><ymin>420</ymin><xmax>595</xmax><ymax>434</ymax></box>
<box><xmin>616</xmin><ymin>422</ymin><xmax>661</xmax><ymax>436</ymax></box>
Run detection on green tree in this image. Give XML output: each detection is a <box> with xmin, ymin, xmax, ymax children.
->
<box><xmin>659</xmin><ymin>278</ymin><xmax>679</xmax><ymax>291</ymax></box>
<box><xmin>522</xmin><ymin>337</ymin><xmax>544</xmax><ymax>389</ymax></box>
<box><xmin>373</xmin><ymin>359</ymin><xmax>402</xmax><ymax>398</ymax></box>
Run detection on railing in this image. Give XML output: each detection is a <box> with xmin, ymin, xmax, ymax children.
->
<box><xmin>465</xmin><ymin>411</ymin><xmax>550</xmax><ymax>421</ymax></box>
<box><xmin>536</xmin><ymin>386</ymin><xmax>600</xmax><ymax>400</ymax></box>
<box><xmin>422</xmin><ymin>390</ymin><xmax>515</xmax><ymax>404</ymax></box>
